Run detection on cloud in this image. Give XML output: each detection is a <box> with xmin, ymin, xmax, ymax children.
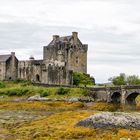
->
<box><xmin>0</xmin><ymin>0</ymin><xmax>140</xmax><ymax>83</ymax></box>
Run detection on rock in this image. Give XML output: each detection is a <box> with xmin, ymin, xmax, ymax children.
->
<box><xmin>66</xmin><ymin>97</ymin><xmax>80</xmax><ymax>102</ymax></box>
<box><xmin>76</xmin><ymin>112</ymin><xmax>140</xmax><ymax>129</ymax></box>
<box><xmin>66</xmin><ymin>96</ymin><xmax>94</xmax><ymax>103</ymax></box>
<box><xmin>27</xmin><ymin>94</ymin><xmax>49</xmax><ymax>101</ymax></box>
<box><xmin>13</xmin><ymin>98</ymin><xmax>27</xmax><ymax>102</ymax></box>
<box><xmin>79</xmin><ymin>96</ymin><xmax>94</xmax><ymax>102</ymax></box>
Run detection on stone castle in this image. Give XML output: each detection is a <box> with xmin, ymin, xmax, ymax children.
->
<box><xmin>0</xmin><ymin>32</ymin><xmax>88</xmax><ymax>85</ymax></box>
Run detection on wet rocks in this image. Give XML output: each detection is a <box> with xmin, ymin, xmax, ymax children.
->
<box><xmin>27</xmin><ymin>95</ymin><xmax>49</xmax><ymax>101</ymax></box>
<box><xmin>76</xmin><ymin>112</ymin><xmax>140</xmax><ymax>129</ymax></box>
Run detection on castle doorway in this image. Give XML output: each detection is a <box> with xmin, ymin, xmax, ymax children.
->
<box><xmin>36</xmin><ymin>74</ymin><xmax>40</xmax><ymax>82</ymax></box>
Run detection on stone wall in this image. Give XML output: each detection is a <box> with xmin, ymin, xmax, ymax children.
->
<box><xmin>68</xmin><ymin>44</ymin><xmax>88</xmax><ymax>73</ymax></box>
<box><xmin>18</xmin><ymin>60</ymin><xmax>73</xmax><ymax>85</ymax></box>
<box><xmin>0</xmin><ymin>62</ymin><xmax>6</xmax><ymax>80</ymax></box>
<box><xmin>6</xmin><ymin>52</ymin><xmax>18</xmax><ymax>80</ymax></box>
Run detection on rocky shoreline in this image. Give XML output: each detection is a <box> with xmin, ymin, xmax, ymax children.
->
<box><xmin>11</xmin><ymin>94</ymin><xmax>95</xmax><ymax>103</ymax></box>
<box><xmin>76</xmin><ymin>112</ymin><xmax>140</xmax><ymax>129</ymax></box>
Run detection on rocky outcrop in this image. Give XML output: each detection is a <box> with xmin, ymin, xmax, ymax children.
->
<box><xmin>76</xmin><ymin>112</ymin><xmax>140</xmax><ymax>129</ymax></box>
<box><xmin>27</xmin><ymin>95</ymin><xmax>94</xmax><ymax>102</ymax></box>
<box><xmin>27</xmin><ymin>95</ymin><xmax>50</xmax><ymax>101</ymax></box>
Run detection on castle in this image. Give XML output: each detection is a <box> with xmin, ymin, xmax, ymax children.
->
<box><xmin>0</xmin><ymin>32</ymin><xmax>88</xmax><ymax>85</ymax></box>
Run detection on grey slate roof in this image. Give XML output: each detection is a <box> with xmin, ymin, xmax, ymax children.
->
<box><xmin>0</xmin><ymin>54</ymin><xmax>11</xmax><ymax>62</ymax></box>
<box><xmin>59</xmin><ymin>36</ymin><xmax>72</xmax><ymax>42</ymax></box>
<box><xmin>48</xmin><ymin>35</ymin><xmax>72</xmax><ymax>46</ymax></box>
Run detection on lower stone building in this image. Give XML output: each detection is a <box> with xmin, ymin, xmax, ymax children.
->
<box><xmin>0</xmin><ymin>52</ymin><xmax>18</xmax><ymax>81</ymax></box>
<box><xmin>18</xmin><ymin>59</ymin><xmax>73</xmax><ymax>85</ymax></box>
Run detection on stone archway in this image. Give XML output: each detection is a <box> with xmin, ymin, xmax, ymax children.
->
<box><xmin>126</xmin><ymin>92</ymin><xmax>140</xmax><ymax>105</ymax></box>
<box><xmin>36</xmin><ymin>74</ymin><xmax>40</xmax><ymax>82</ymax></box>
<box><xmin>111</xmin><ymin>92</ymin><xmax>121</xmax><ymax>103</ymax></box>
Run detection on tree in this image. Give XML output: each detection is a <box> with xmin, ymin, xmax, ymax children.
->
<box><xmin>109</xmin><ymin>73</ymin><xmax>140</xmax><ymax>86</ymax></box>
<box><xmin>126</xmin><ymin>75</ymin><xmax>140</xmax><ymax>85</ymax></box>
<box><xmin>108</xmin><ymin>73</ymin><xmax>126</xmax><ymax>85</ymax></box>
<box><xmin>73</xmin><ymin>72</ymin><xmax>95</xmax><ymax>87</ymax></box>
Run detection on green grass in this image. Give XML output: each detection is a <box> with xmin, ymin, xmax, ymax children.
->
<box><xmin>0</xmin><ymin>81</ymin><xmax>89</xmax><ymax>98</ymax></box>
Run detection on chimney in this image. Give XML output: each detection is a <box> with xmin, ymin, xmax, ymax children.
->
<box><xmin>53</xmin><ymin>35</ymin><xmax>59</xmax><ymax>41</ymax></box>
<box><xmin>11</xmin><ymin>52</ymin><xmax>15</xmax><ymax>56</ymax></box>
<box><xmin>72</xmin><ymin>32</ymin><xmax>78</xmax><ymax>44</ymax></box>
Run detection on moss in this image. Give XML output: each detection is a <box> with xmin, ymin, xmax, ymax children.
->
<box><xmin>11</xmin><ymin>110</ymin><xmax>140</xmax><ymax>140</ymax></box>
<box><xmin>0</xmin><ymin>101</ymin><xmax>139</xmax><ymax>139</ymax></box>
<box><xmin>89</xmin><ymin>102</ymin><xmax>121</xmax><ymax>112</ymax></box>
<box><xmin>0</xmin><ymin>101</ymin><xmax>84</xmax><ymax>110</ymax></box>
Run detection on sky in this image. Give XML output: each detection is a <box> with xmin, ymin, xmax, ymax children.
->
<box><xmin>0</xmin><ymin>0</ymin><xmax>140</xmax><ymax>83</ymax></box>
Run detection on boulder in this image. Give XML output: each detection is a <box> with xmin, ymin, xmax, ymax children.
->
<box><xmin>27</xmin><ymin>94</ymin><xmax>49</xmax><ymax>101</ymax></box>
<box><xmin>79</xmin><ymin>96</ymin><xmax>94</xmax><ymax>102</ymax></box>
<box><xmin>76</xmin><ymin>112</ymin><xmax>140</xmax><ymax>129</ymax></box>
<box><xmin>66</xmin><ymin>97</ymin><xmax>80</xmax><ymax>102</ymax></box>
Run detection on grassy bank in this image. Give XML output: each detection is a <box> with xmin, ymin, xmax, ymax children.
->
<box><xmin>0</xmin><ymin>81</ymin><xmax>88</xmax><ymax>98</ymax></box>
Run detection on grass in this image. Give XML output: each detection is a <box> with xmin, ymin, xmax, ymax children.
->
<box><xmin>0</xmin><ymin>81</ymin><xmax>88</xmax><ymax>99</ymax></box>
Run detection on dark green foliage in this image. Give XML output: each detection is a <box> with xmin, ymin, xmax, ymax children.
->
<box><xmin>14</xmin><ymin>79</ymin><xmax>32</xmax><ymax>86</ymax></box>
<box><xmin>127</xmin><ymin>75</ymin><xmax>140</xmax><ymax>85</ymax></box>
<box><xmin>109</xmin><ymin>73</ymin><xmax>140</xmax><ymax>86</ymax></box>
<box><xmin>108</xmin><ymin>73</ymin><xmax>126</xmax><ymax>86</ymax></box>
<box><xmin>73</xmin><ymin>72</ymin><xmax>94</xmax><ymax>87</ymax></box>
<box><xmin>0</xmin><ymin>88</ymin><xmax>29</xmax><ymax>96</ymax></box>
<box><xmin>0</xmin><ymin>82</ymin><xmax>6</xmax><ymax>88</ymax></box>
<box><xmin>57</xmin><ymin>87</ymin><xmax>70</xmax><ymax>95</ymax></box>
<box><xmin>81</xmin><ymin>89</ymin><xmax>89</xmax><ymax>96</ymax></box>
<box><xmin>40</xmin><ymin>91</ymin><xmax>49</xmax><ymax>97</ymax></box>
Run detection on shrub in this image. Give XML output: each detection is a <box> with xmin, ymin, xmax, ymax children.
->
<box><xmin>20</xmin><ymin>82</ymin><xmax>32</xmax><ymax>87</ymax></box>
<box><xmin>14</xmin><ymin>79</ymin><xmax>32</xmax><ymax>86</ymax></box>
<box><xmin>40</xmin><ymin>90</ymin><xmax>49</xmax><ymax>97</ymax></box>
<box><xmin>81</xmin><ymin>89</ymin><xmax>90</xmax><ymax>96</ymax></box>
<box><xmin>73</xmin><ymin>72</ymin><xmax>95</xmax><ymax>87</ymax></box>
<box><xmin>0</xmin><ymin>88</ymin><xmax>29</xmax><ymax>96</ymax></box>
<box><xmin>0</xmin><ymin>82</ymin><xmax>6</xmax><ymax>88</ymax></box>
<box><xmin>57</xmin><ymin>87</ymin><xmax>70</xmax><ymax>95</ymax></box>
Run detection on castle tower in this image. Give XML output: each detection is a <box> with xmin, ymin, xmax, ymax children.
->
<box><xmin>43</xmin><ymin>32</ymin><xmax>88</xmax><ymax>74</ymax></box>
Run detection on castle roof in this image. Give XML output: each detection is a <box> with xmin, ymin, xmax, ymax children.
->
<box><xmin>48</xmin><ymin>35</ymin><xmax>72</xmax><ymax>46</ymax></box>
<box><xmin>0</xmin><ymin>54</ymin><xmax>11</xmax><ymax>62</ymax></box>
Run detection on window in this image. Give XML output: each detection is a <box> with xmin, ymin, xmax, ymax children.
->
<box><xmin>76</xmin><ymin>57</ymin><xmax>79</xmax><ymax>64</ymax></box>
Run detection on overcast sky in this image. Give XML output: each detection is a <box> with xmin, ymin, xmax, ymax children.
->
<box><xmin>0</xmin><ymin>0</ymin><xmax>140</xmax><ymax>83</ymax></box>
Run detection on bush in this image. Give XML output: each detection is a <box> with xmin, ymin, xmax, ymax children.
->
<box><xmin>14</xmin><ymin>79</ymin><xmax>32</xmax><ymax>86</ymax></box>
<box><xmin>57</xmin><ymin>87</ymin><xmax>70</xmax><ymax>95</ymax></box>
<box><xmin>0</xmin><ymin>82</ymin><xmax>5</xmax><ymax>88</ymax></box>
<box><xmin>73</xmin><ymin>72</ymin><xmax>94</xmax><ymax>87</ymax></box>
<box><xmin>0</xmin><ymin>88</ymin><xmax>29</xmax><ymax>96</ymax></box>
<box><xmin>40</xmin><ymin>90</ymin><xmax>49</xmax><ymax>97</ymax></box>
<box><xmin>81</xmin><ymin>89</ymin><xmax>90</xmax><ymax>96</ymax></box>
